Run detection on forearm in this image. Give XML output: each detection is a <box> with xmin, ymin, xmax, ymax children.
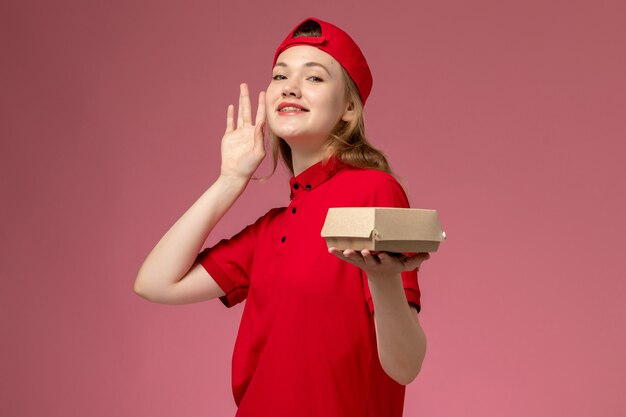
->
<box><xmin>368</xmin><ymin>273</ymin><xmax>427</xmax><ymax>385</ymax></box>
<box><xmin>134</xmin><ymin>174</ymin><xmax>249</xmax><ymax>292</ymax></box>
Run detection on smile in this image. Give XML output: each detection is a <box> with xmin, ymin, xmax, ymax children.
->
<box><xmin>277</xmin><ymin>102</ymin><xmax>309</xmax><ymax>114</ymax></box>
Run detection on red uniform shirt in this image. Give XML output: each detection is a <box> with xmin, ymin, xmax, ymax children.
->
<box><xmin>196</xmin><ymin>156</ymin><xmax>421</xmax><ymax>417</ymax></box>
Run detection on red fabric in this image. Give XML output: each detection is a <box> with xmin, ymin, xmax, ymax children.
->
<box><xmin>273</xmin><ymin>17</ymin><xmax>373</xmax><ymax>104</ymax></box>
<box><xmin>196</xmin><ymin>157</ymin><xmax>421</xmax><ymax>417</ymax></box>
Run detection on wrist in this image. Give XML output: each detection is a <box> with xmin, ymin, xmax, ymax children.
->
<box><xmin>214</xmin><ymin>174</ymin><xmax>250</xmax><ymax>198</ymax></box>
<box><xmin>367</xmin><ymin>271</ymin><xmax>403</xmax><ymax>285</ymax></box>
<box><xmin>217</xmin><ymin>173</ymin><xmax>250</xmax><ymax>186</ymax></box>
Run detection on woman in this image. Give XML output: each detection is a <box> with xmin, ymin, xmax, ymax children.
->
<box><xmin>135</xmin><ymin>17</ymin><xmax>431</xmax><ymax>417</ymax></box>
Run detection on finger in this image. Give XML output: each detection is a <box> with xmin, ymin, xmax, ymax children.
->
<box><xmin>378</xmin><ymin>252</ymin><xmax>399</xmax><ymax>266</ymax></box>
<box><xmin>254</xmin><ymin>120</ymin><xmax>266</xmax><ymax>153</ymax></box>
<box><xmin>225</xmin><ymin>104</ymin><xmax>234</xmax><ymax>133</ymax></box>
<box><xmin>329</xmin><ymin>248</ymin><xmax>358</xmax><ymax>266</ymax></box>
<box><xmin>406</xmin><ymin>253</ymin><xmax>429</xmax><ymax>269</ymax></box>
<box><xmin>418</xmin><ymin>254</ymin><xmax>430</xmax><ymax>268</ymax></box>
<box><xmin>237</xmin><ymin>84</ymin><xmax>244</xmax><ymax>128</ymax></box>
<box><xmin>253</xmin><ymin>122</ymin><xmax>265</xmax><ymax>160</ymax></box>
<box><xmin>240</xmin><ymin>83</ymin><xmax>252</xmax><ymax>125</ymax></box>
<box><xmin>253</xmin><ymin>91</ymin><xmax>267</xmax><ymax>152</ymax></box>
<box><xmin>255</xmin><ymin>91</ymin><xmax>266</xmax><ymax>126</ymax></box>
<box><xmin>361</xmin><ymin>250</ymin><xmax>381</xmax><ymax>266</ymax></box>
<box><xmin>377</xmin><ymin>251</ymin><xmax>391</xmax><ymax>261</ymax></box>
<box><xmin>328</xmin><ymin>247</ymin><xmax>344</xmax><ymax>257</ymax></box>
<box><xmin>411</xmin><ymin>252</ymin><xmax>430</xmax><ymax>266</ymax></box>
<box><xmin>344</xmin><ymin>249</ymin><xmax>366</xmax><ymax>265</ymax></box>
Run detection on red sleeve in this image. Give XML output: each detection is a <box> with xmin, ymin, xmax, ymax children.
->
<box><xmin>360</xmin><ymin>176</ymin><xmax>422</xmax><ymax>314</ymax></box>
<box><xmin>195</xmin><ymin>212</ymin><xmax>268</xmax><ymax>308</ymax></box>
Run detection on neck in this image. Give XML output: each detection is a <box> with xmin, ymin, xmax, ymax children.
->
<box><xmin>291</xmin><ymin>147</ymin><xmax>328</xmax><ymax>176</ymax></box>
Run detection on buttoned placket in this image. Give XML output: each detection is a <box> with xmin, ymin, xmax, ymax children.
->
<box><xmin>278</xmin><ymin>180</ymin><xmax>313</xmax><ymax>256</ymax></box>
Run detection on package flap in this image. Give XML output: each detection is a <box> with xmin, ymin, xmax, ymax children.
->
<box><xmin>373</xmin><ymin>208</ymin><xmax>443</xmax><ymax>241</ymax></box>
<box><xmin>320</xmin><ymin>207</ymin><xmax>376</xmax><ymax>238</ymax></box>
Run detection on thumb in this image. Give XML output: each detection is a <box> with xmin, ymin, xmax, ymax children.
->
<box><xmin>253</xmin><ymin>120</ymin><xmax>266</xmax><ymax>152</ymax></box>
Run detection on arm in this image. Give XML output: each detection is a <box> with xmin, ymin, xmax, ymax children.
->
<box><xmin>328</xmin><ymin>248</ymin><xmax>430</xmax><ymax>385</ymax></box>
<box><xmin>134</xmin><ymin>84</ymin><xmax>266</xmax><ymax>304</ymax></box>
<box><xmin>368</xmin><ymin>272</ymin><xmax>426</xmax><ymax>386</ymax></box>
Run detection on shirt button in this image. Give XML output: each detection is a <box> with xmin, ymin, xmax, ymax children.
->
<box><xmin>281</xmin><ymin>236</ymin><xmax>286</xmax><ymax>243</ymax></box>
<box><xmin>293</xmin><ymin>183</ymin><xmax>300</xmax><ymax>190</ymax></box>
<box><xmin>292</xmin><ymin>207</ymin><xmax>296</xmax><ymax>214</ymax></box>
<box><xmin>305</xmin><ymin>184</ymin><xmax>312</xmax><ymax>190</ymax></box>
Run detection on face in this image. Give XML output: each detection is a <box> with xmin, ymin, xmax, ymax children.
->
<box><xmin>266</xmin><ymin>45</ymin><xmax>354</xmax><ymax>151</ymax></box>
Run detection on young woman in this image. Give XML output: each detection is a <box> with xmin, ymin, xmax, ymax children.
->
<box><xmin>135</xmin><ymin>17</ymin><xmax>431</xmax><ymax>417</ymax></box>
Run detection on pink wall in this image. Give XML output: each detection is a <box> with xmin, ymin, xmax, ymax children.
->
<box><xmin>2</xmin><ymin>0</ymin><xmax>625</xmax><ymax>416</ymax></box>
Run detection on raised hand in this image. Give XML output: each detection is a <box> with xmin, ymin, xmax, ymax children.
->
<box><xmin>220</xmin><ymin>83</ymin><xmax>266</xmax><ymax>180</ymax></box>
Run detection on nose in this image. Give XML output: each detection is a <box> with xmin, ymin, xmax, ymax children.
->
<box><xmin>282</xmin><ymin>79</ymin><xmax>301</xmax><ymax>98</ymax></box>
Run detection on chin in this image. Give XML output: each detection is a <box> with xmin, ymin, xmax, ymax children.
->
<box><xmin>267</xmin><ymin>119</ymin><xmax>294</xmax><ymax>136</ymax></box>
<box><xmin>269</xmin><ymin>125</ymin><xmax>307</xmax><ymax>142</ymax></box>
<box><xmin>282</xmin><ymin>136</ymin><xmax>331</xmax><ymax>154</ymax></box>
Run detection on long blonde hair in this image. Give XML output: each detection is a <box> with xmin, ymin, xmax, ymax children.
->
<box><xmin>254</xmin><ymin>21</ymin><xmax>398</xmax><ymax>183</ymax></box>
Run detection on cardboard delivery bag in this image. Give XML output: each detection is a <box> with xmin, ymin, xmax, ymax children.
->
<box><xmin>321</xmin><ymin>207</ymin><xmax>446</xmax><ymax>253</ymax></box>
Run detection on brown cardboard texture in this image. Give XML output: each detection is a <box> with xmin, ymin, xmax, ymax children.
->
<box><xmin>321</xmin><ymin>208</ymin><xmax>446</xmax><ymax>253</ymax></box>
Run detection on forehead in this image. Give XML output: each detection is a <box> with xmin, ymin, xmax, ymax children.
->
<box><xmin>274</xmin><ymin>45</ymin><xmax>341</xmax><ymax>72</ymax></box>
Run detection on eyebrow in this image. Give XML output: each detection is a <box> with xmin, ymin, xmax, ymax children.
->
<box><xmin>274</xmin><ymin>61</ymin><xmax>333</xmax><ymax>77</ymax></box>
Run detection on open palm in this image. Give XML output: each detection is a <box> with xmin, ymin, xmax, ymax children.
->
<box><xmin>220</xmin><ymin>83</ymin><xmax>266</xmax><ymax>180</ymax></box>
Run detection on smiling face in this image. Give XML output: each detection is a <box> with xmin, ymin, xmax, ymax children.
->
<box><xmin>265</xmin><ymin>45</ymin><xmax>354</xmax><ymax>153</ymax></box>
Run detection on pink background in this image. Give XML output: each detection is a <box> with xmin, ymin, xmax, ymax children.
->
<box><xmin>2</xmin><ymin>0</ymin><xmax>625</xmax><ymax>416</ymax></box>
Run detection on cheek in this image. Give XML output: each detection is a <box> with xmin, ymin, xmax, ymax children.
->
<box><xmin>321</xmin><ymin>99</ymin><xmax>347</xmax><ymax>125</ymax></box>
<box><xmin>314</xmin><ymin>88</ymin><xmax>346</xmax><ymax>117</ymax></box>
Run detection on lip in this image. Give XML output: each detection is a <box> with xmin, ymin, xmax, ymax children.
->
<box><xmin>277</xmin><ymin>102</ymin><xmax>309</xmax><ymax>113</ymax></box>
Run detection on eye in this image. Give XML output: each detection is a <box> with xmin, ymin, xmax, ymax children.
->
<box><xmin>308</xmin><ymin>76</ymin><xmax>323</xmax><ymax>82</ymax></box>
<box><xmin>272</xmin><ymin>74</ymin><xmax>286</xmax><ymax>81</ymax></box>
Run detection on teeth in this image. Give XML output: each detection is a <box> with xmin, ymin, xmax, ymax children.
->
<box><xmin>280</xmin><ymin>106</ymin><xmax>304</xmax><ymax>112</ymax></box>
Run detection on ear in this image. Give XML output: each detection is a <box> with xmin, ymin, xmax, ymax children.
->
<box><xmin>341</xmin><ymin>99</ymin><xmax>355</xmax><ymax>123</ymax></box>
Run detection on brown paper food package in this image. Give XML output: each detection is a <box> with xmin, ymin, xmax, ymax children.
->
<box><xmin>321</xmin><ymin>207</ymin><xmax>446</xmax><ymax>253</ymax></box>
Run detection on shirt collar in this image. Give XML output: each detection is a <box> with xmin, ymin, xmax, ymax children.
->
<box><xmin>289</xmin><ymin>156</ymin><xmax>346</xmax><ymax>200</ymax></box>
